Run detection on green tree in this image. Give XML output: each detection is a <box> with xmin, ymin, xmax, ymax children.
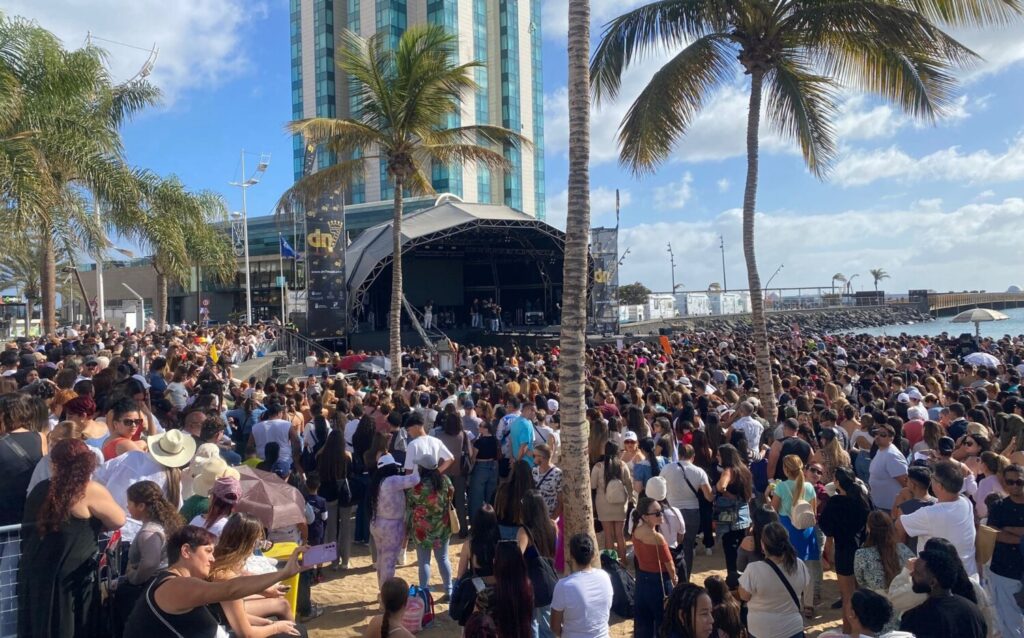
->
<box><xmin>135</xmin><ymin>173</ymin><xmax>235</xmax><ymax>328</ymax></box>
<box><xmin>0</xmin><ymin>15</ymin><xmax>159</xmax><ymax>333</ymax></box>
<box><xmin>558</xmin><ymin>0</ymin><xmax>599</xmax><ymax>555</ymax></box>
<box><xmin>870</xmin><ymin>267</ymin><xmax>890</xmax><ymax>291</ymax></box>
<box><xmin>590</xmin><ymin>0</ymin><xmax>1006</xmax><ymax>419</ymax></box>
<box><xmin>278</xmin><ymin>25</ymin><xmax>528</xmax><ymax>377</ymax></box>
<box><xmin>618</xmin><ymin>281</ymin><xmax>652</xmax><ymax>305</ymax></box>
<box><xmin>0</xmin><ymin>227</ymin><xmax>73</xmax><ymax>333</ymax></box>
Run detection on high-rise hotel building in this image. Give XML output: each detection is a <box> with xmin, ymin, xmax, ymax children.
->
<box><xmin>288</xmin><ymin>0</ymin><xmax>546</xmax><ymax>221</ymax></box>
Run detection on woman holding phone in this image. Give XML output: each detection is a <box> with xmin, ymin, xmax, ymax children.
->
<box><xmin>123</xmin><ymin>525</ymin><xmax>307</xmax><ymax>638</ymax></box>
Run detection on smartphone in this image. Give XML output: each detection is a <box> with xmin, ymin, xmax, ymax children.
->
<box><xmin>301</xmin><ymin>542</ymin><xmax>338</xmax><ymax>567</ymax></box>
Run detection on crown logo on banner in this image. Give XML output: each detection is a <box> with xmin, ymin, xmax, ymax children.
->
<box><xmin>327</xmin><ymin>220</ymin><xmax>344</xmax><ymax>252</ymax></box>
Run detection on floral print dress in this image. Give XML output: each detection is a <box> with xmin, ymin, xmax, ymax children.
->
<box><xmin>405</xmin><ymin>476</ymin><xmax>455</xmax><ymax>550</ymax></box>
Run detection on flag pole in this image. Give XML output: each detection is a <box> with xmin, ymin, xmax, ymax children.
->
<box><xmin>279</xmin><ymin>234</ymin><xmax>287</xmax><ymax>324</ymax></box>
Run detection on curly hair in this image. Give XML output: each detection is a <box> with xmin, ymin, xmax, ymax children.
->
<box><xmin>37</xmin><ymin>439</ymin><xmax>97</xmax><ymax>536</ymax></box>
<box><xmin>127</xmin><ymin>480</ymin><xmax>184</xmax><ymax>535</ymax></box>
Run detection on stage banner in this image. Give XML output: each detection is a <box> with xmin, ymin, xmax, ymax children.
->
<box><xmin>589</xmin><ymin>227</ymin><xmax>620</xmax><ymax>334</ymax></box>
<box><xmin>304</xmin><ymin>144</ymin><xmax>347</xmax><ymax>338</ymax></box>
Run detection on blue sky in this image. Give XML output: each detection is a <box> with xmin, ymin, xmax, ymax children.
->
<box><xmin>12</xmin><ymin>0</ymin><xmax>1024</xmax><ymax>296</ymax></box>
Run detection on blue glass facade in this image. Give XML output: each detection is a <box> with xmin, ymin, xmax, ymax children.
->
<box><xmin>290</xmin><ymin>0</ymin><xmax>305</xmax><ymax>180</ymax></box>
<box><xmin>346</xmin><ymin>0</ymin><xmax>366</xmax><ymax>204</ymax></box>
<box><xmin>530</xmin><ymin>0</ymin><xmax>545</xmax><ymax>219</ymax></box>
<box><xmin>428</xmin><ymin>0</ymin><xmax>463</xmax><ymax>198</ymax></box>
<box><xmin>377</xmin><ymin>0</ymin><xmax>406</xmax><ymax>202</ymax></box>
<box><xmin>313</xmin><ymin>0</ymin><xmax>338</xmax><ymax>173</ymax></box>
<box><xmin>500</xmin><ymin>0</ymin><xmax>523</xmax><ymax>212</ymax></box>
<box><xmin>473</xmin><ymin>0</ymin><xmax>491</xmax><ymax>203</ymax></box>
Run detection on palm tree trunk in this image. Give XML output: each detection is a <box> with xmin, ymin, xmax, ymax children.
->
<box><xmin>743</xmin><ymin>70</ymin><xmax>778</xmax><ymax>423</ymax></box>
<box><xmin>558</xmin><ymin>0</ymin><xmax>597</xmax><ymax>560</ymax></box>
<box><xmin>39</xmin><ymin>227</ymin><xmax>57</xmax><ymax>334</ymax></box>
<box><xmin>389</xmin><ymin>175</ymin><xmax>404</xmax><ymax>380</ymax></box>
<box><xmin>155</xmin><ymin>269</ymin><xmax>168</xmax><ymax>329</ymax></box>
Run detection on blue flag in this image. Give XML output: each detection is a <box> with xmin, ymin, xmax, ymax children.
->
<box><xmin>280</xmin><ymin>235</ymin><xmax>297</xmax><ymax>258</ymax></box>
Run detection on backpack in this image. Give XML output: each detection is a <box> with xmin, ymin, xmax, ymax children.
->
<box><xmin>790</xmin><ymin>484</ymin><xmax>816</xmax><ymax>530</ymax></box>
<box><xmin>604</xmin><ymin>462</ymin><xmax>629</xmax><ymax>505</ymax></box>
<box><xmin>300</xmin><ymin>429</ymin><xmax>324</xmax><ymax>473</ymax></box>
<box><xmin>601</xmin><ymin>550</ymin><xmax>635</xmax><ymax>618</ymax></box>
<box><xmin>402</xmin><ymin>585</ymin><xmax>435</xmax><ymax>633</ymax></box>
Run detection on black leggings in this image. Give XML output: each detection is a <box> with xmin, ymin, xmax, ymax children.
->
<box><xmin>722</xmin><ymin>528</ymin><xmax>748</xmax><ymax>589</ymax></box>
<box><xmin>698</xmin><ymin>493</ymin><xmax>714</xmax><ymax>548</ymax></box>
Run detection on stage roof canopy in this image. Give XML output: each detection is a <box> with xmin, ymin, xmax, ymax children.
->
<box><xmin>344</xmin><ymin>201</ymin><xmax>566</xmax><ymax>304</ymax></box>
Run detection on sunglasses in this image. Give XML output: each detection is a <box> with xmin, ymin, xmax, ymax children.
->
<box><xmin>875</xmin><ymin>431</ymin><xmax>893</xmax><ymax>438</ymax></box>
<box><xmin>120</xmin><ymin>418</ymin><xmax>145</xmax><ymax>427</ymax></box>
<box><xmin>1005</xmin><ymin>479</ymin><xmax>1024</xmax><ymax>487</ymax></box>
<box><xmin>645</xmin><ymin>510</ymin><xmax>663</xmax><ymax>517</ymax></box>
<box><xmin>808</xmin><ymin>467</ymin><xmax>824</xmax><ymax>475</ymax></box>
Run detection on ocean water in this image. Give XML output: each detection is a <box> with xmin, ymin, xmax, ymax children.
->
<box><xmin>847</xmin><ymin>307</ymin><xmax>1024</xmax><ymax>338</ymax></box>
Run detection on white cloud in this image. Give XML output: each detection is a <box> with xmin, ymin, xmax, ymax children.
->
<box><xmin>545</xmin><ymin>187</ymin><xmax>631</xmax><ymax>231</ymax></box>
<box><xmin>954</xmin><ymin>25</ymin><xmax>1024</xmax><ymax>79</ymax></box>
<box><xmin>617</xmin><ymin>198</ymin><xmax>1024</xmax><ymax>294</ymax></box>
<box><xmin>653</xmin><ymin>172</ymin><xmax>693</xmax><ymax>210</ymax></box>
<box><xmin>6</xmin><ymin>0</ymin><xmax>262</xmax><ymax>101</ymax></box>
<box><xmin>832</xmin><ymin>133</ymin><xmax>1024</xmax><ymax>187</ymax></box>
<box><xmin>975</xmin><ymin>189</ymin><xmax>996</xmax><ymax>200</ymax></box>
<box><xmin>717</xmin><ymin>178</ymin><xmax>730</xmax><ymax>193</ymax></box>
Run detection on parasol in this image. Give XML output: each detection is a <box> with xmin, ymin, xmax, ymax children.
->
<box><xmin>235</xmin><ymin>466</ymin><xmax>308</xmax><ymax>530</ymax></box>
<box><xmin>963</xmin><ymin>352</ymin><xmax>1000</xmax><ymax>368</ymax></box>
<box><xmin>950</xmin><ymin>308</ymin><xmax>1009</xmax><ymax>337</ymax></box>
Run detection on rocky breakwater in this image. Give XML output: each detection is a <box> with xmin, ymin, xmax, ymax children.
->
<box><xmin>645</xmin><ymin>305</ymin><xmax>932</xmax><ymax>336</ymax></box>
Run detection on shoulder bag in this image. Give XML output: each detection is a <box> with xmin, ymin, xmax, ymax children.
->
<box><xmin>763</xmin><ymin>558</ymin><xmax>804</xmax><ymax>615</ymax></box>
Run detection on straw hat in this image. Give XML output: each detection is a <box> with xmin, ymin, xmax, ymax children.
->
<box><xmin>147</xmin><ymin>429</ymin><xmax>197</xmax><ymax>468</ymax></box>
<box><xmin>192</xmin><ymin>456</ymin><xmax>240</xmax><ymax>498</ymax></box>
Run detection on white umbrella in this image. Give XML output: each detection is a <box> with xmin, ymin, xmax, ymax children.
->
<box><xmin>950</xmin><ymin>307</ymin><xmax>1009</xmax><ymax>337</ymax></box>
<box><xmin>963</xmin><ymin>352</ymin><xmax>1000</xmax><ymax>368</ymax></box>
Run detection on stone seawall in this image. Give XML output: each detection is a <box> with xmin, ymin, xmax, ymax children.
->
<box><xmin>622</xmin><ymin>305</ymin><xmax>932</xmax><ymax>336</ymax></box>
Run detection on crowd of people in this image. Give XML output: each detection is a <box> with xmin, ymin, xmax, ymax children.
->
<box><xmin>0</xmin><ymin>318</ymin><xmax>1023</xmax><ymax>638</ymax></box>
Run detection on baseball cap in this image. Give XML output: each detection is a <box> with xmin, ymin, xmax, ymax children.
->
<box><xmin>623</xmin><ymin>431</ymin><xmax>638</xmax><ymax>442</ymax></box>
<box><xmin>897</xmin><ymin>393</ymin><xmax>910</xmax><ymax>404</ymax></box>
<box><xmin>547</xmin><ymin>398</ymin><xmax>559</xmax><ymax>413</ymax></box>
<box><xmin>377</xmin><ymin>453</ymin><xmax>399</xmax><ymax>469</ymax></box>
<box><xmin>906</xmin><ymin>387</ymin><xmax>923</xmax><ymax>401</ymax></box>
<box><xmin>463</xmin><ymin>398</ymin><xmax>475</xmax><ymax>409</ymax></box>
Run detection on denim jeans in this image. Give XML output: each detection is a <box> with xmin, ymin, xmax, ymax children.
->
<box><xmin>468</xmin><ymin>461</ymin><xmax>498</xmax><ymax>519</ymax></box>
<box><xmin>416</xmin><ymin>542</ymin><xmax>452</xmax><ymax>596</ymax></box>
<box><xmin>533</xmin><ymin>605</ymin><xmax>554</xmax><ymax>638</ymax></box>
<box><xmin>634</xmin><ymin>570</ymin><xmax>671</xmax><ymax>637</ymax></box>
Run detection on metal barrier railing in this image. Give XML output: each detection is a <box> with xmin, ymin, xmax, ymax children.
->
<box><xmin>0</xmin><ymin>524</ymin><xmax>21</xmax><ymax>638</ymax></box>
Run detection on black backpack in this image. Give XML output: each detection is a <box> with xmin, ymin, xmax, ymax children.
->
<box><xmin>601</xmin><ymin>551</ymin><xmax>635</xmax><ymax>618</ymax></box>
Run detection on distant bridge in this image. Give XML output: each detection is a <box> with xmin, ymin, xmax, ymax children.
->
<box><xmin>924</xmin><ymin>292</ymin><xmax>1024</xmax><ymax>315</ymax></box>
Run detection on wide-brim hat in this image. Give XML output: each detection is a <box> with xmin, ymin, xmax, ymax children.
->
<box><xmin>192</xmin><ymin>456</ymin><xmax>240</xmax><ymax>497</ymax></box>
<box><xmin>148</xmin><ymin>429</ymin><xmax>197</xmax><ymax>468</ymax></box>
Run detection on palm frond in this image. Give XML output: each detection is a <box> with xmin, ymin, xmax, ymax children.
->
<box><xmin>286</xmin><ymin>117</ymin><xmax>385</xmax><ymax>155</ymax></box>
<box><xmin>422</xmin><ymin>124</ymin><xmax>532</xmax><ymax>151</ymax></box>
<box><xmin>590</xmin><ymin>0</ymin><xmax>732</xmax><ymax>103</ymax></box>
<box><xmin>275</xmin><ymin>158</ymin><xmax>369</xmax><ymax>217</ymax></box>
<box><xmin>616</xmin><ymin>34</ymin><xmax>734</xmax><ymax>173</ymax></box>
<box><xmin>903</xmin><ymin>0</ymin><xmax>1023</xmax><ymax>26</ymax></box>
<box><xmin>765</xmin><ymin>55</ymin><xmax>839</xmax><ymax>177</ymax></box>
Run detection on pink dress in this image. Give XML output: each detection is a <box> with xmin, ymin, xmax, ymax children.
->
<box><xmin>370</xmin><ymin>472</ymin><xmax>420</xmax><ymax>585</ymax></box>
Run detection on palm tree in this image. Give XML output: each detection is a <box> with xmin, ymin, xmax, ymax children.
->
<box><xmin>558</xmin><ymin>0</ymin><xmax>599</xmax><ymax>555</ymax></box>
<box><xmin>0</xmin><ymin>16</ymin><xmax>159</xmax><ymax>333</ymax></box>
<box><xmin>870</xmin><ymin>268</ymin><xmax>890</xmax><ymax>291</ymax></box>
<box><xmin>135</xmin><ymin>173</ymin><xmax>235</xmax><ymax>328</ymax></box>
<box><xmin>589</xmin><ymin>0</ymin><xmax>1001</xmax><ymax>419</ymax></box>
<box><xmin>278</xmin><ymin>25</ymin><xmax>528</xmax><ymax>377</ymax></box>
<box><xmin>831</xmin><ymin>272</ymin><xmax>847</xmax><ymax>295</ymax></box>
<box><xmin>0</xmin><ymin>229</ymin><xmax>72</xmax><ymax>334</ymax></box>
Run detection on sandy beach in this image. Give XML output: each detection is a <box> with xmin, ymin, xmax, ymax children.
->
<box><xmin>304</xmin><ymin>539</ymin><xmax>845</xmax><ymax>637</ymax></box>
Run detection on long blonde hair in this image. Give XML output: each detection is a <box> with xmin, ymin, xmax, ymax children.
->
<box><xmin>210</xmin><ymin>513</ymin><xmax>264</xmax><ymax>580</ymax></box>
<box><xmin>783</xmin><ymin>455</ymin><xmax>807</xmax><ymax>504</ymax></box>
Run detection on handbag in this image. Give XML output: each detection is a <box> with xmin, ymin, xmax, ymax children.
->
<box><xmin>449</xmin><ymin>569</ymin><xmax>485</xmax><ymax>624</ymax></box>
<box><xmin>522</xmin><ymin>527</ymin><xmax>558</xmax><ymax>607</ymax></box>
<box><xmin>713</xmin><ymin>494</ymin><xmax>740</xmax><ymax>524</ymax></box>
<box><xmin>459</xmin><ymin>432</ymin><xmax>472</xmax><ymax>477</ymax></box>
<box><xmin>448</xmin><ymin>504</ymin><xmax>461</xmax><ymax>536</ymax></box>
<box><xmin>975</xmin><ymin>523</ymin><xmax>998</xmax><ymax>565</ymax></box>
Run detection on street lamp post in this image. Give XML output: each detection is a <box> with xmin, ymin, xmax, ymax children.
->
<box><xmin>85</xmin><ymin>33</ymin><xmax>158</xmax><ymax>325</ymax></box>
<box><xmin>229</xmin><ymin>150</ymin><xmax>270</xmax><ymax>326</ymax></box>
